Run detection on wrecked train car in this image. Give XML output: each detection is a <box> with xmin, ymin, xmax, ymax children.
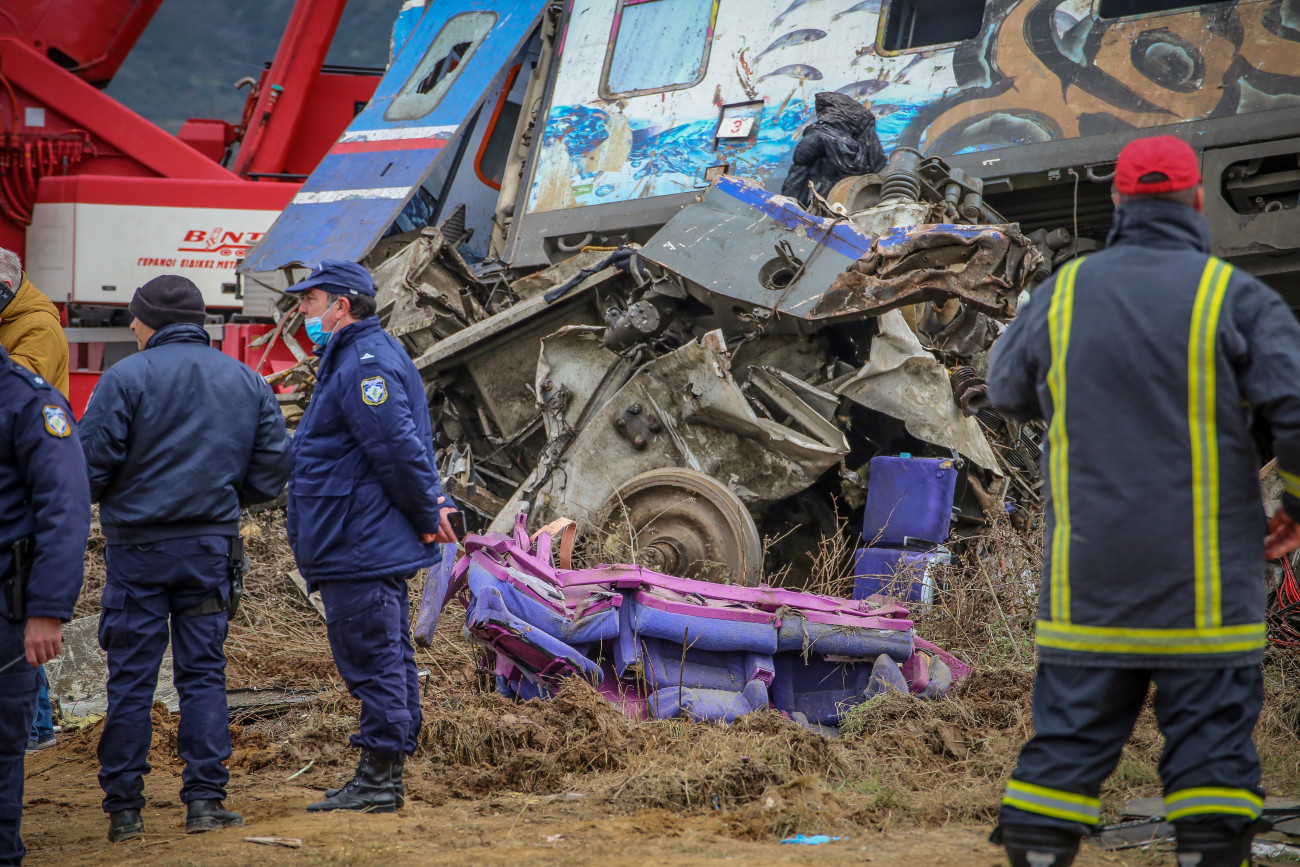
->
<box><xmin>242</xmin><ymin>0</ymin><xmax>1300</xmax><ymax>295</ymax></box>
<box><xmin>238</xmin><ymin>0</ymin><xmax>1300</xmax><ymax>581</ymax></box>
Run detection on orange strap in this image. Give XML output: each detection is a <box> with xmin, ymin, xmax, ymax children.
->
<box><xmin>531</xmin><ymin>518</ymin><xmax>578</xmax><ymax>570</ymax></box>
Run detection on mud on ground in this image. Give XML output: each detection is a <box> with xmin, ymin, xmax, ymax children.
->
<box><xmin>25</xmin><ymin>509</ymin><xmax>1300</xmax><ymax>866</ymax></box>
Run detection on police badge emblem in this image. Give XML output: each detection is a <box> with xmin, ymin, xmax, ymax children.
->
<box><xmin>361</xmin><ymin>376</ymin><xmax>388</xmax><ymax>406</ymax></box>
<box><xmin>42</xmin><ymin>405</ymin><xmax>70</xmax><ymax>437</ymax></box>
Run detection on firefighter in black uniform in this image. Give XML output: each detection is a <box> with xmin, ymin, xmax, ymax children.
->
<box><xmin>0</xmin><ymin>345</ymin><xmax>90</xmax><ymax>866</ymax></box>
<box><xmin>987</xmin><ymin>135</ymin><xmax>1300</xmax><ymax>867</ymax></box>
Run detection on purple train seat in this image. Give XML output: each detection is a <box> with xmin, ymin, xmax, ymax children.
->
<box><xmin>862</xmin><ymin>456</ymin><xmax>958</xmax><ymax>547</ymax></box>
<box><xmin>852</xmin><ymin>546</ymin><xmax>952</xmax><ymax>604</ymax></box>
<box><xmin>423</xmin><ymin>514</ymin><xmax>971</xmax><ymax>725</ymax></box>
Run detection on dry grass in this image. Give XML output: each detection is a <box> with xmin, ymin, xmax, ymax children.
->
<box><xmin>67</xmin><ymin>505</ymin><xmax>1300</xmax><ymax>844</ymax></box>
<box><xmin>224</xmin><ymin>509</ymin><xmax>340</xmax><ymax>689</ymax></box>
<box><xmin>792</xmin><ymin>500</ymin><xmax>857</xmax><ymax>599</ymax></box>
<box><xmin>910</xmin><ymin>516</ymin><xmax>1041</xmax><ymax>670</ymax></box>
<box><xmin>75</xmin><ymin>509</ymin><xmax>106</xmax><ymax>619</ymax></box>
<box><xmin>1260</xmin><ymin>650</ymin><xmax>1300</xmax><ymax>789</ymax></box>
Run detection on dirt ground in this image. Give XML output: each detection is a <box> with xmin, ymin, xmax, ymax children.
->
<box><xmin>21</xmin><ymin>749</ymin><xmax>1144</xmax><ymax>867</ymax></box>
<box><xmin>21</xmin><ymin>510</ymin><xmax>1300</xmax><ymax>866</ymax></box>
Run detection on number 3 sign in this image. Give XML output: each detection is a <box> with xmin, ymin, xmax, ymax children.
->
<box><xmin>717</xmin><ymin>116</ymin><xmax>755</xmax><ymax>138</ymax></box>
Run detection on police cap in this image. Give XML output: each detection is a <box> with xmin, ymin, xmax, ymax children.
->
<box><xmin>287</xmin><ymin>259</ymin><xmax>377</xmax><ymax>298</ymax></box>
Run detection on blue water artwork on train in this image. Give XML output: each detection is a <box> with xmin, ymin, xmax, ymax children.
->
<box><xmin>531</xmin><ymin>99</ymin><xmax>923</xmax><ymax>211</ymax></box>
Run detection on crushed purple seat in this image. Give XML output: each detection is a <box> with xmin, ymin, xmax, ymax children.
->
<box><xmin>464</xmin><ymin>566</ymin><xmax>603</xmax><ymax>688</ymax></box>
<box><xmin>852</xmin><ymin>546</ymin><xmax>950</xmax><ymax>604</ymax></box>
<box><xmin>428</xmin><ymin>514</ymin><xmax>971</xmax><ymax>726</ymax></box>
<box><xmin>412</xmin><ymin>541</ymin><xmax>460</xmax><ymax>646</ymax></box>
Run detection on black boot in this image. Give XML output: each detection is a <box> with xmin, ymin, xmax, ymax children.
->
<box><xmin>393</xmin><ymin>753</ymin><xmax>406</xmax><ymax>809</ymax></box>
<box><xmin>1174</xmin><ymin>821</ymin><xmax>1257</xmax><ymax>867</ymax></box>
<box><xmin>990</xmin><ymin>823</ymin><xmax>1080</xmax><ymax>867</ymax></box>
<box><xmin>185</xmin><ymin>799</ymin><xmax>244</xmax><ymax>834</ymax></box>
<box><xmin>306</xmin><ymin>748</ymin><xmax>397</xmax><ymax>813</ymax></box>
<box><xmin>107</xmin><ymin>809</ymin><xmax>143</xmax><ymax>843</ymax></box>
<box><xmin>324</xmin><ymin>752</ymin><xmax>407</xmax><ymax>808</ymax></box>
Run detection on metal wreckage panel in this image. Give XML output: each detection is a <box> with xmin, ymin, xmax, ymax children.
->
<box><xmin>370</xmin><ymin>227</ymin><xmax>491</xmax><ymax>356</ymax></box>
<box><xmin>266</xmin><ymin>170</ymin><xmax>1042</xmax><ymax>583</ymax></box>
<box><xmin>500</xmin><ymin>328</ymin><xmax>851</xmax><ymax>535</ymax></box>
<box><xmin>837</xmin><ymin>310</ymin><xmax>1001</xmax><ymax>473</ymax></box>
<box><xmin>472</xmin><ymin>179</ymin><xmax>1037</xmax><ymax>537</ymax></box>
<box><xmin>641</xmin><ymin>175</ymin><xmax>1036</xmax><ymax>323</ymax></box>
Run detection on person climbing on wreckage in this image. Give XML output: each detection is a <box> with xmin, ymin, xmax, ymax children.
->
<box><xmin>986</xmin><ymin>135</ymin><xmax>1300</xmax><ymax>867</ymax></box>
<box><xmin>285</xmin><ymin>260</ymin><xmax>460</xmax><ymax>814</ymax></box>
<box><xmin>780</xmin><ymin>90</ymin><xmax>886</xmax><ymax>207</ymax></box>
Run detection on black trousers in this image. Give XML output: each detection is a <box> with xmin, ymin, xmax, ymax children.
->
<box><xmin>0</xmin><ymin>617</ymin><xmax>38</xmax><ymax>867</ymax></box>
<box><xmin>999</xmin><ymin>662</ymin><xmax>1264</xmax><ymax>835</ymax></box>
<box><xmin>317</xmin><ymin>573</ymin><xmax>421</xmax><ymax>758</ymax></box>
<box><xmin>98</xmin><ymin>537</ymin><xmax>232</xmax><ymax>813</ymax></box>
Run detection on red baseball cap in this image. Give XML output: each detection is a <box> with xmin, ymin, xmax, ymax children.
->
<box><xmin>1114</xmin><ymin>135</ymin><xmax>1201</xmax><ymax>195</ymax></box>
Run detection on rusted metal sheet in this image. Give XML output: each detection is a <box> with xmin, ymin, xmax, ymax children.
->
<box><xmin>808</xmin><ymin>223</ymin><xmax>1037</xmax><ymax>320</ymax></box>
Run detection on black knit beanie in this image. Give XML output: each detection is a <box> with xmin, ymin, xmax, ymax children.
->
<box><xmin>129</xmin><ymin>275</ymin><xmax>206</xmax><ymax>330</ymax></box>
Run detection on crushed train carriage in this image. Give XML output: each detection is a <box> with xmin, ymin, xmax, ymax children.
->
<box><xmin>235</xmin><ymin>0</ymin><xmax>1300</xmax><ymax>717</ymax></box>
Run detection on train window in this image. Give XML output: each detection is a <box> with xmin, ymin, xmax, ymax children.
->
<box><xmin>1098</xmin><ymin>0</ymin><xmax>1227</xmax><ymax>16</ymax></box>
<box><xmin>386</xmin><ymin>11</ymin><xmax>497</xmax><ymax>121</ymax></box>
<box><xmin>475</xmin><ymin>66</ymin><xmax>524</xmax><ymax>190</ymax></box>
<box><xmin>601</xmin><ymin>0</ymin><xmax>718</xmax><ymax>98</ymax></box>
<box><xmin>881</xmin><ymin>0</ymin><xmax>986</xmax><ymax>51</ymax></box>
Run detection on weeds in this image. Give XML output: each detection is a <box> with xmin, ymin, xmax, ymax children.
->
<box><xmin>796</xmin><ymin>498</ymin><xmax>857</xmax><ymax>598</ymax></box>
<box><xmin>69</xmin><ymin>503</ymin><xmax>1300</xmax><ymax>847</ymax></box>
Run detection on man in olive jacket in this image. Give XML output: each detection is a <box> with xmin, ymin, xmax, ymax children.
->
<box><xmin>0</xmin><ymin>248</ymin><xmax>67</xmax><ymax>397</ymax></box>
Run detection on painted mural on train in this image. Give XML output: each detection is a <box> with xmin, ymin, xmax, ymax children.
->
<box><xmin>524</xmin><ymin>0</ymin><xmax>1300</xmax><ymax>216</ymax></box>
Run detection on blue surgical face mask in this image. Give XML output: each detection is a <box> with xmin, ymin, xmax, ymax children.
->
<box><xmin>304</xmin><ymin>301</ymin><xmax>338</xmax><ymax>346</ymax></box>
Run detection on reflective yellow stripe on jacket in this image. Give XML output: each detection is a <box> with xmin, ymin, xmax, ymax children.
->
<box><xmin>1045</xmin><ymin>258</ymin><xmax>1084</xmax><ymax>624</ymax></box>
<box><xmin>1036</xmin><ymin>257</ymin><xmax>1266</xmax><ymax>656</ymax></box>
<box><xmin>1280</xmin><ymin>467</ymin><xmax>1300</xmax><ymax>500</ymax></box>
<box><xmin>1189</xmin><ymin>258</ymin><xmax>1233</xmax><ymax>629</ymax></box>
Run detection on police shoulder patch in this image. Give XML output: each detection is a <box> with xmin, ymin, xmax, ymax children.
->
<box><xmin>42</xmin><ymin>405</ymin><xmax>71</xmax><ymax>437</ymax></box>
<box><xmin>361</xmin><ymin>375</ymin><xmax>388</xmax><ymax>406</ymax></box>
<box><xmin>5</xmin><ymin>359</ymin><xmax>47</xmax><ymax>391</ymax></box>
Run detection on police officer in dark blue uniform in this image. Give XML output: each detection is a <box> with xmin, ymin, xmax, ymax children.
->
<box><xmin>987</xmin><ymin>136</ymin><xmax>1300</xmax><ymax>867</ymax></box>
<box><xmin>79</xmin><ymin>276</ymin><xmax>293</xmax><ymax>842</ymax></box>
<box><xmin>285</xmin><ymin>260</ymin><xmax>457</xmax><ymax>814</ymax></box>
<box><xmin>0</xmin><ymin>345</ymin><xmax>90</xmax><ymax>866</ymax></box>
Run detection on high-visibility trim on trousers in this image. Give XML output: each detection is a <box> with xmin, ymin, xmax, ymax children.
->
<box><xmin>1002</xmin><ymin>779</ymin><xmax>1100</xmax><ymax>825</ymax></box>
<box><xmin>1165</xmin><ymin>786</ymin><xmax>1263</xmax><ymax>821</ymax></box>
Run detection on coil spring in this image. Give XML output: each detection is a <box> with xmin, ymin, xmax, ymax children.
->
<box><xmin>880</xmin><ymin>171</ymin><xmax>921</xmax><ymax>202</ymax></box>
<box><xmin>949</xmin><ymin>366</ymin><xmax>982</xmax><ymax>393</ymax></box>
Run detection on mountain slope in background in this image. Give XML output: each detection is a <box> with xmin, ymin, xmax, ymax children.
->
<box><xmin>106</xmin><ymin>0</ymin><xmax>401</xmax><ymax>134</ymax></box>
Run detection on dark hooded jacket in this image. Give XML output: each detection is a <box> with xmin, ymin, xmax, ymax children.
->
<box><xmin>781</xmin><ymin>91</ymin><xmax>887</xmax><ymax>206</ymax></box>
<box><xmin>987</xmin><ymin>199</ymin><xmax>1300</xmax><ymax>669</ymax></box>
